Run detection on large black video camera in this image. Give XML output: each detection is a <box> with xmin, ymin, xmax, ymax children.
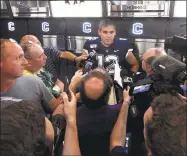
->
<box><xmin>165</xmin><ymin>35</ymin><xmax>186</xmax><ymax>57</ymax></box>
<box><xmin>164</xmin><ymin>23</ymin><xmax>187</xmax><ymax>59</ymax></box>
<box><xmin>125</xmin><ymin>55</ymin><xmax>186</xmax><ymax>118</ymax></box>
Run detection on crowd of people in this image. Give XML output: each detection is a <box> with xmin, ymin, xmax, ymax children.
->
<box><xmin>0</xmin><ymin>19</ymin><xmax>186</xmax><ymax>156</ymax></box>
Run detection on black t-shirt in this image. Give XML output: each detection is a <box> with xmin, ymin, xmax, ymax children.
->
<box><xmin>83</xmin><ymin>37</ymin><xmax>138</xmax><ymax>75</ymax></box>
<box><xmin>110</xmin><ymin>146</ymin><xmax>127</xmax><ymax>156</ymax></box>
<box><xmin>77</xmin><ymin>104</ymin><xmax>121</xmax><ymax>156</ymax></box>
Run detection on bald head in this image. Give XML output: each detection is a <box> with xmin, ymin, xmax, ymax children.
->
<box><xmin>143</xmin><ymin>48</ymin><xmax>166</xmax><ymax>60</ymax></box>
<box><xmin>84</xmin><ymin>77</ymin><xmax>105</xmax><ymax>100</ymax></box>
<box><xmin>84</xmin><ymin>67</ymin><xmax>112</xmax><ymax>99</ymax></box>
<box><xmin>142</xmin><ymin>48</ymin><xmax>167</xmax><ymax>76</ymax></box>
<box><xmin>20</xmin><ymin>35</ymin><xmax>41</xmax><ymax>47</ymax></box>
<box><xmin>80</xmin><ymin>68</ymin><xmax>113</xmax><ymax>109</ymax></box>
<box><xmin>0</xmin><ymin>39</ymin><xmax>27</xmax><ymax>78</ymax></box>
<box><xmin>0</xmin><ymin>39</ymin><xmax>21</xmax><ymax>61</ymax></box>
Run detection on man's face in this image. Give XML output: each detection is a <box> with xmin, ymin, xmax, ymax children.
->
<box><xmin>1</xmin><ymin>42</ymin><xmax>28</xmax><ymax>78</ymax></box>
<box><xmin>98</xmin><ymin>26</ymin><xmax>116</xmax><ymax>46</ymax></box>
<box><xmin>143</xmin><ymin>107</ymin><xmax>153</xmax><ymax>156</ymax></box>
<box><xmin>26</xmin><ymin>44</ymin><xmax>47</xmax><ymax>71</ymax></box>
<box><xmin>141</xmin><ymin>54</ymin><xmax>152</xmax><ymax>75</ymax></box>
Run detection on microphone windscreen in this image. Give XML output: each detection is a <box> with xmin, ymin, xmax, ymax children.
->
<box><xmin>152</xmin><ymin>55</ymin><xmax>186</xmax><ymax>81</ymax></box>
<box><xmin>120</xmin><ymin>69</ymin><xmax>129</xmax><ymax>77</ymax></box>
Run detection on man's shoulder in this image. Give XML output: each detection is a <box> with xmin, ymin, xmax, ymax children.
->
<box><xmin>77</xmin><ymin>104</ymin><xmax>121</xmax><ymax>114</ymax></box>
<box><xmin>133</xmin><ymin>76</ymin><xmax>153</xmax><ymax>86</ymax></box>
<box><xmin>107</xmin><ymin>104</ymin><xmax>122</xmax><ymax>111</ymax></box>
<box><xmin>114</xmin><ymin>38</ymin><xmax>130</xmax><ymax>46</ymax></box>
<box><xmin>18</xmin><ymin>75</ymin><xmax>43</xmax><ymax>84</ymax></box>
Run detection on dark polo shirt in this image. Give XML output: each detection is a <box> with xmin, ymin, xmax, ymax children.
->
<box><xmin>77</xmin><ymin>104</ymin><xmax>122</xmax><ymax>156</ymax></box>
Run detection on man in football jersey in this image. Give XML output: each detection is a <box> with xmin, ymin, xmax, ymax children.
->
<box><xmin>83</xmin><ymin>19</ymin><xmax>139</xmax><ymax>76</ymax></box>
<box><xmin>83</xmin><ymin>19</ymin><xmax>139</xmax><ymax>104</ymax></box>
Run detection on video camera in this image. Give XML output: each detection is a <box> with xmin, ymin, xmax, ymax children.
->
<box><xmin>120</xmin><ymin>55</ymin><xmax>186</xmax><ymax>118</ymax></box>
<box><xmin>78</xmin><ymin>49</ymin><xmax>98</xmax><ymax>74</ymax></box>
<box><xmin>164</xmin><ymin>23</ymin><xmax>187</xmax><ymax>59</ymax></box>
<box><xmin>165</xmin><ymin>35</ymin><xmax>186</xmax><ymax>56</ymax></box>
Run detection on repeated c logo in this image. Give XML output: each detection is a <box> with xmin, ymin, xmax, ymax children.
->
<box><xmin>132</xmin><ymin>23</ymin><xmax>143</xmax><ymax>35</ymax></box>
<box><xmin>83</xmin><ymin>22</ymin><xmax>91</xmax><ymax>33</ymax></box>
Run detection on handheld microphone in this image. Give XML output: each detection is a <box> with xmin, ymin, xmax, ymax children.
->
<box><xmin>120</xmin><ymin>69</ymin><xmax>133</xmax><ymax>89</ymax></box>
<box><xmin>78</xmin><ymin>49</ymin><xmax>97</xmax><ymax>69</ymax></box>
<box><xmin>152</xmin><ymin>55</ymin><xmax>186</xmax><ymax>84</ymax></box>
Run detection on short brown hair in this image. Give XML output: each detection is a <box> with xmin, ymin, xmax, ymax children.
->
<box><xmin>146</xmin><ymin>93</ymin><xmax>186</xmax><ymax>156</ymax></box>
<box><xmin>98</xmin><ymin>19</ymin><xmax>116</xmax><ymax>31</ymax></box>
<box><xmin>0</xmin><ymin>39</ymin><xmax>16</xmax><ymax>61</ymax></box>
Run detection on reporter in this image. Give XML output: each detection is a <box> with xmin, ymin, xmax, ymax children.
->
<box><xmin>62</xmin><ymin>90</ymin><xmax>81</xmax><ymax>156</ymax></box>
<box><xmin>144</xmin><ymin>93</ymin><xmax>186</xmax><ymax>156</ymax></box>
<box><xmin>110</xmin><ymin>87</ymin><xmax>131</xmax><ymax>156</ymax></box>
<box><xmin>69</xmin><ymin>70</ymin><xmax>83</xmax><ymax>100</ymax></box>
<box><xmin>20</xmin><ymin>35</ymin><xmax>88</xmax><ymax>79</ymax></box>
<box><xmin>0</xmin><ymin>94</ymin><xmax>80</xmax><ymax>156</ymax></box>
<box><xmin>21</xmin><ymin>41</ymin><xmax>64</xmax><ymax>97</ymax></box>
<box><xmin>0</xmin><ymin>39</ymin><xmax>61</xmax><ymax>114</ymax></box>
<box><xmin>53</xmin><ymin>90</ymin><xmax>81</xmax><ymax>156</ymax></box>
<box><xmin>76</xmin><ymin>68</ymin><xmax>121</xmax><ymax>156</ymax></box>
<box><xmin>0</xmin><ymin>98</ymin><xmax>55</xmax><ymax>156</ymax></box>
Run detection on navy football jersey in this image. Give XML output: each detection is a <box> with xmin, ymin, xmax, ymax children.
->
<box><xmin>83</xmin><ymin>37</ymin><xmax>137</xmax><ymax>74</ymax></box>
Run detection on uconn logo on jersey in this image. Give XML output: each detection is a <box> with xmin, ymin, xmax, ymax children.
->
<box><xmin>90</xmin><ymin>44</ymin><xmax>97</xmax><ymax>49</ymax></box>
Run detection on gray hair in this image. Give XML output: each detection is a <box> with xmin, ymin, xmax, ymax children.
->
<box><xmin>20</xmin><ymin>40</ymin><xmax>35</xmax><ymax>58</ymax></box>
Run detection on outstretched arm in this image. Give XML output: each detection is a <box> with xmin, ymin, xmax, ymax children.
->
<box><xmin>62</xmin><ymin>90</ymin><xmax>81</xmax><ymax>156</ymax></box>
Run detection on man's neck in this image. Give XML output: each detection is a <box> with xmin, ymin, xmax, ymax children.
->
<box><xmin>0</xmin><ymin>75</ymin><xmax>16</xmax><ymax>93</ymax></box>
<box><xmin>101</xmin><ymin>41</ymin><xmax>113</xmax><ymax>48</ymax></box>
<box><xmin>25</xmin><ymin>67</ymin><xmax>38</xmax><ymax>74</ymax></box>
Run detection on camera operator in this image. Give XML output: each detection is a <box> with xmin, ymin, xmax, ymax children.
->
<box><xmin>122</xmin><ymin>48</ymin><xmax>167</xmax><ymax>156</ymax></box>
<box><xmin>140</xmin><ymin>48</ymin><xmax>166</xmax><ymax>78</ymax></box>
<box><xmin>129</xmin><ymin>47</ymin><xmax>167</xmax><ymax>117</ymax></box>
<box><xmin>109</xmin><ymin>91</ymin><xmax>186</xmax><ymax>156</ymax></box>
